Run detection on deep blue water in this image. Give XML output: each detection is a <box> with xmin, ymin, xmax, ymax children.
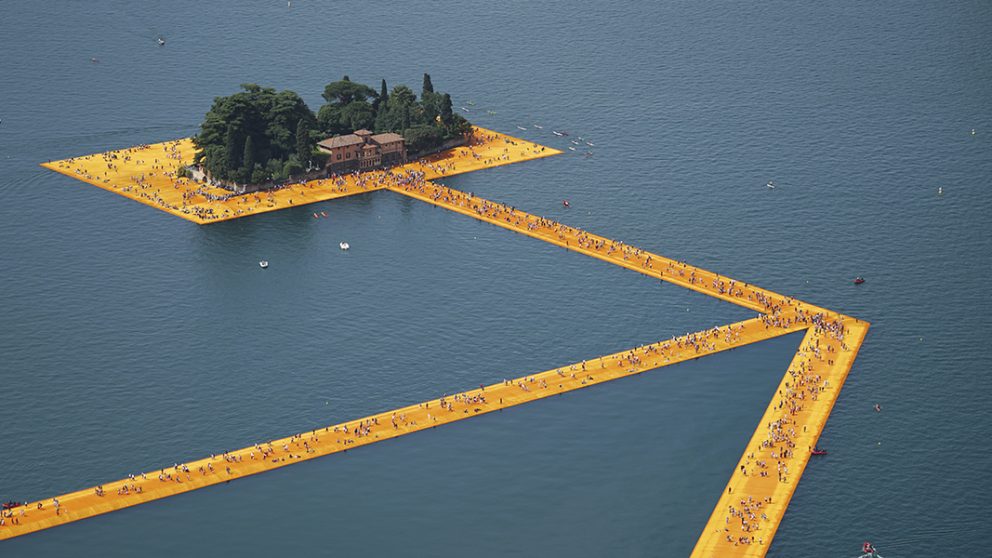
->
<box><xmin>1</xmin><ymin>1</ymin><xmax>990</xmax><ymax>556</ymax></box>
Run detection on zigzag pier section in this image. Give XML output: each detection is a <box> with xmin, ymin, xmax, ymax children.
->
<box><xmin>21</xmin><ymin>127</ymin><xmax>870</xmax><ymax>557</ymax></box>
<box><xmin>388</xmin><ymin>179</ymin><xmax>870</xmax><ymax>557</ymax></box>
<box><xmin>0</xmin><ymin>317</ymin><xmax>796</xmax><ymax>541</ymax></box>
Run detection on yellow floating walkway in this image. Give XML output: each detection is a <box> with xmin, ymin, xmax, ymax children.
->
<box><xmin>690</xmin><ymin>319</ymin><xmax>869</xmax><ymax>556</ymax></box>
<box><xmin>0</xmin><ymin>317</ymin><xmax>797</xmax><ymax>540</ymax></box>
<box><xmin>39</xmin><ymin>127</ymin><xmax>557</xmax><ymax>224</ymax></box>
<box><xmin>386</xmin><ymin>179</ymin><xmax>870</xmax><ymax>556</ymax></box>
<box><xmin>23</xmin><ymin>127</ymin><xmax>870</xmax><ymax>555</ymax></box>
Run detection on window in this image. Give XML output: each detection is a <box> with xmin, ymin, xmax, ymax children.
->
<box><xmin>336</xmin><ymin>154</ymin><xmax>341</xmax><ymax>160</ymax></box>
<box><xmin>346</xmin><ymin>152</ymin><xmax>351</xmax><ymax>159</ymax></box>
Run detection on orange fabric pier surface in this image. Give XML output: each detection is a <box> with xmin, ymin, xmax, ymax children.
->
<box><xmin>16</xmin><ymin>127</ymin><xmax>869</xmax><ymax>556</ymax></box>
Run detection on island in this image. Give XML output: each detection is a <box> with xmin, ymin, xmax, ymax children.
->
<box><xmin>190</xmin><ymin>74</ymin><xmax>472</xmax><ymax>192</ymax></box>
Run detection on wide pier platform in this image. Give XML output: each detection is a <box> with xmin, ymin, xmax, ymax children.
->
<box><xmin>39</xmin><ymin>127</ymin><xmax>557</xmax><ymax>224</ymax></box>
<box><xmin>14</xmin><ymin>128</ymin><xmax>870</xmax><ymax>555</ymax></box>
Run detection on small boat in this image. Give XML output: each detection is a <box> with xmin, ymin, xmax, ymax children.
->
<box><xmin>313</xmin><ymin>212</ymin><xmax>319</xmax><ymax>218</ymax></box>
<box><xmin>2</xmin><ymin>501</ymin><xmax>21</xmax><ymax>510</ymax></box>
<box><xmin>811</xmin><ymin>447</ymin><xmax>827</xmax><ymax>456</ymax></box>
<box><xmin>339</xmin><ymin>242</ymin><xmax>350</xmax><ymax>251</ymax></box>
<box><xmin>259</xmin><ymin>260</ymin><xmax>268</xmax><ymax>269</ymax></box>
<box><xmin>766</xmin><ymin>181</ymin><xmax>775</xmax><ymax>189</ymax></box>
<box><xmin>467</xmin><ymin>101</ymin><xmax>475</xmax><ymax>106</ymax></box>
<box><xmin>552</xmin><ymin>130</ymin><xmax>568</xmax><ymax>137</ymax></box>
<box><xmin>460</xmin><ymin>106</ymin><xmax>470</xmax><ymax>112</ymax></box>
<box><xmin>157</xmin><ymin>37</ymin><xmax>166</xmax><ymax>46</ymax></box>
<box><xmin>90</xmin><ymin>57</ymin><xmax>99</xmax><ymax>63</ymax></box>
<box><xmin>321</xmin><ymin>211</ymin><xmax>328</xmax><ymax>218</ymax></box>
<box><xmin>972</xmin><ymin>129</ymin><xmax>977</xmax><ymax>136</ymax></box>
<box><xmin>585</xmin><ymin>141</ymin><xmax>595</xmax><ymax>146</ymax></box>
<box><xmin>568</xmin><ymin>146</ymin><xmax>576</xmax><ymax>151</ymax></box>
<box><xmin>861</xmin><ymin>541</ymin><xmax>881</xmax><ymax>557</ymax></box>
<box><xmin>571</xmin><ymin>140</ymin><xmax>581</xmax><ymax>145</ymax></box>
<box><xmin>516</xmin><ymin>126</ymin><xmax>527</xmax><ymax>131</ymax></box>
<box><xmin>853</xmin><ymin>276</ymin><xmax>865</xmax><ymax>285</ymax></box>
<box><xmin>532</xmin><ymin>124</ymin><xmax>543</xmax><ymax>129</ymax></box>
<box><xmin>938</xmin><ymin>186</ymin><xmax>943</xmax><ymax>195</ymax></box>
<box><xmin>562</xmin><ymin>199</ymin><xmax>570</xmax><ymax>208</ymax></box>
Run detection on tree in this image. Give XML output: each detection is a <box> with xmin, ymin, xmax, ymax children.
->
<box><xmin>241</xmin><ymin>135</ymin><xmax>255</xmax><ymax>182</ymax></box>
<box><xmin>340</xmin><ymin>101</ymin><xmax>374</xmax><ymax>131</ymax></box>
<box><xmin>372</xmin><ymin>79</ymin><xmax>388</xmax><ymax>114</ymax></box>
<box><xmin>404</xmin><ymin>125</ymin><xmax>444</xmax><ymax>153</ymax></box>
<box><xmin>322</xmin><ymin>78</ymin><xmax>376</xmax><ymax>106</ymax></box>
<box><xmin>194</xmin><ymin>83</ymin><xmax>315</xmax><ymax>183</ymax></box>
<box><xmin>225</xmin><ymin>125</ymin><xmax>243</xmax><ymax>174</ymax></box>
<box><xmin>195</xmin><ymin>74</ymin><xmax>472</xmax><ymax>184</ymax></box>
<box><xmin>390</xmin><ymin>85</ymin><xmax>417</xmax><ymax>108</ymax></box>
<box><xmin>283</xmin><ymin>159</ymin><xmax>304</xmax><ymax>178</ymax></box>
<box><xmin>296</xmin><ymin>119</ymin><xmax>312</xmax><ymax>165</ymax></box>
<box><xmin>440</xmin><ymin>93</ymin><xmax>453</xmax><ymax>121</ymax></box>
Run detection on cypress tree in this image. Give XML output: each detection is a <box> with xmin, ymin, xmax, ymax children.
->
<box><xmin>242</xmin><ymin>135</ymin><xmax>255</xmax><ymax>176</ymax></box>
<box><xmin>225</xmin><ymin>125</ymin><xmax>243</xmax><ymax>176</ymax></box>
<box><xmin>380</xmin><ymin>79</ymin><xmax>388</xmax><ymax>107</ymax></box>
<box><xmin>422</xmin><ymin>73</ymin><xmax>434</xmax><ymax>97</ymax></box>
<box><xmin>296</xmin><ymin>119</ymin><xmax>311</xmax><ymax>165</ymax></box>
<box><xmin>440</xmin><ymin>93</ymin><xmax>453</xmax><ymax>121</ymax></box>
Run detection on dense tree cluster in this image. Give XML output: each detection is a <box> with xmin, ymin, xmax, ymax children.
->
<box><xmin>316</xmin><ymin>74</ymin><xmax>471</xmax><ymax>154</ymax></box>
<box><xmin>193</xmin><ymin>74</ymin><xmax>471</xmax><ymax>185</ymax></box>
<box><xmin>193</xmin><ymin>84</ymin><xmax>316</xmax><ymax>184</ymax></box>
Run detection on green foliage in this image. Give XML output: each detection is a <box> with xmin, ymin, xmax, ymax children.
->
<box><xmin>440</xmin><ymin>93</ymin><xmax>453</xmax><ymax>120</ymax></box>
<box><xmin>193</xmin><ymin>83</ymin><xmax>315</xmax><ymax>183</ymax></box>
<box><xmin>195</xmin><ymin>75</ymin><xmax>472</xmax><ymax>184</ymax></box>
<box><xmin>251</xmin><ymin>168</ymin><xmax>268</xmax><ymax>184</ymax></box>
<box><xmin>341</xmin><ymin>101</ymin><xmax>375</xmax><ymax>131</ymax></box>
<box><xmin>403</xmin><ymin>125</ymin><xmax>444</xmax><ymax>153</ymax></box>
<box><xmin>283</xmin><ymin>159</ymin><xmax>304</xmax><ymax>178</ymax></box>
<box><xmin>296</xmin><ymin>119</ymin><xmax>311</xmax><ymax>164</ymax></box>
<box><xmin>266</xmin><ymin>158</ymin><xmax>288</xmax><ymax>181</ymax></box>
<box><xmin>322</xmin><ymin>77</ymin><xmax>376</xmax><ymax>106</ymax></box>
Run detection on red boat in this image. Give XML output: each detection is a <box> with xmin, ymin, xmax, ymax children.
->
<box><xmin>853</xmin><ymin>276</ymin><xmax>865</xmax><ymax>285</ymax></box>
<box><xmin>2</xmin><ymin>500</ymin><xmax>21</xmax><ymax>510</ymax></box>
<box><xmin>562</xmin><ymin>200</ymin><xmax>570</xmax><ymax>208</ymax></box>
<box><xmin>811</xmin><ymin>448</ymin><xmax>828</xmax><ymax>456</ymax></box>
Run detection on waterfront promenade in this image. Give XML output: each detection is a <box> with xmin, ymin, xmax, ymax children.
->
<box><xmin>19</xmin><ymin>128</ymin><xmax>870</xmax><ymax>555</ymax></box>
<box><xmin>0</xmin><ymin>316</ymin><xmax>797</xmax><ymax>541</ymax></box>
<box><xmin>386</xmin><ymin>177</ymin><xmax>870</xmax><ymax>556</ymax></box>
<box><xmin>39</xmin><ymin>127</ymin><xmax>557</xmax><ymax>224</ymax></box>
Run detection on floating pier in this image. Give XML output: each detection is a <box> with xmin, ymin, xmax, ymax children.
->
<box><xmin>39</xmin><ymin>127</ymin><xmax>558</xmax><ymax>224</ymax></box>
<box><xmin>15</xmin><ymin>128</ymin><xmax>870</xmax><ymax>555</ymax></box>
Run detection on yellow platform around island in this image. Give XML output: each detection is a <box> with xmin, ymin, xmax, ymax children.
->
<box><xmin>19</xmin><ymin>126</ymin><xmax>870</xmax><ymax>555</ymax></box>
<box><xmin>39</xmin><ymin>126</ymin><xmax>560</xmax><ymax>224</ymax></box>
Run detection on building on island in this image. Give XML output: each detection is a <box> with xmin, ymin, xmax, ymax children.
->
<box><xmin>317</xmin><ymin>129</ymin><xmax>407</xmax><ymax>174</ymax></box>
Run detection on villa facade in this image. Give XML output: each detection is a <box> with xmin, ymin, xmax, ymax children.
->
<box><xmin>317</xmin><ymin>129</ymin><xmax>407</xmax><ymax>174</ymax></box>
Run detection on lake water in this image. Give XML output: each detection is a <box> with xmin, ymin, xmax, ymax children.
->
<box><xmin>1</xmin><ymin>1</ymin><xmax>990</xmax><ymax>556</ymax></box>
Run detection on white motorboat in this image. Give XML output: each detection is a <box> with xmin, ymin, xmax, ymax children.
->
<box><xmin>339</xmin><ymin>242</ymin><xmax>350</xmax><ymax>251</ymax></box>
<box><xmin>259</xmin><ymin>260</ymin><xmax>269</xmax><ymax>269</ymax></box>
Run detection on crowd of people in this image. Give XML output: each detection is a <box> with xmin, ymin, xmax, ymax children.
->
<box><xmin>44</xmin><ymin>129</ymin><xmax>548</xmax><ymax>224</ymax></box>
<box><xmin>22</xmin><ymin>128</ymin><xmax>863</xmax><ymax>549</ymax></box>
